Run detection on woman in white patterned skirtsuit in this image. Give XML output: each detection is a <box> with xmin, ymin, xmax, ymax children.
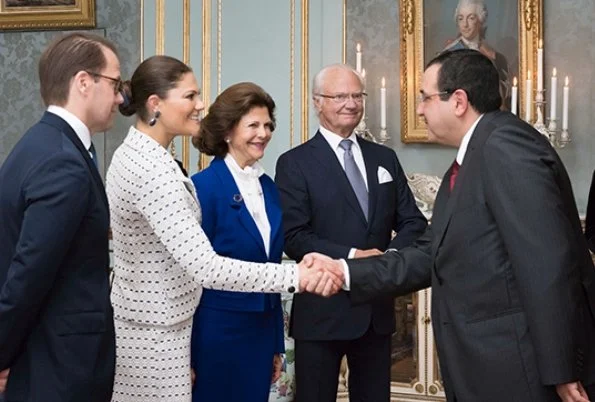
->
<box><xmin>106</xmin><ymin>55</ymin><xmax>341</xmax><ymax>402</ymax></box>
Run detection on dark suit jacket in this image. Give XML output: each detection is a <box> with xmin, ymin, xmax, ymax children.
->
<box><xmin>348</xmin><ymin>111</ymin><xmax>595</xmax><ymax>401</ymax></box>
<box><xmin>0</xmin><ymin>112</ymin><xmax>115</xmax><ymax>402</ymax></box>
<box><xmin>191</xmin><ymin>157</ymin><xmax>285</xmax><ymax>352</ymax></box>
<box><xmin>584</xmin><ymin>170</ymin><xmax>595</xmax><ymax>252</ymax></box>
<box><xmin>275</xmin><ymin>132</ymin><xmax>426</xmax><ymax>340</ymax></box>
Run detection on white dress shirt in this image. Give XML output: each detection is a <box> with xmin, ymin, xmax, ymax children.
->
<box><xmin>47</xmin><ymin>105</ymin><xmax>93</xmax><ymax>157</ymax></box>
<box><xmin>224</xmin><ymin>154</ymin><xmax>271</xmax><ymax>257</ymax></box>
<box><xmin>456</xmin><ymin>114</ymin><xmax>484</xmax><ymax>165</ymax></box>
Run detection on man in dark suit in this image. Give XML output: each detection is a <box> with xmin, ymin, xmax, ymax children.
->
<box><xmin>275</xmin><ymin>63</ymin><xmax>427</xmax><ymax>401</ymax></box>
<box><xmin>314</xmin><ymin>49</ymin><xmax>595</xmax><ymax>401</ymax></box>
<box><xmin>0</xmin><ymin>33</ymin><xmax>124</xmax><ymax>401</ymax></box>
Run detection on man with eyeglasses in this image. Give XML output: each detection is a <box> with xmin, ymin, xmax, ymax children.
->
<box><xmin>275</xmin><ymin>63</ymin><xmax>427</xmax><ymax>401</ymax></box>
<box><xmin>0</xmin><ymin>33</ymin><xmax>123</xmax><ymax>402</ymax></box>
<box><xmin>310</xmin><ymin>49</ymin><xmax>595</xmax><ymax>402</ymax></box>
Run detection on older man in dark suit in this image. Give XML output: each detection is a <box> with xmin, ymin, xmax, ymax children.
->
<box><xmin>312</xmin><ymin>50</ymin><xmax>595</xmax><ymax>402</ymax></box>
<box><xmin>0</xmin><ymin>33</ymin><xmax>124</xmax><ymax>402</ymax></box>
<box><xmin>275</xmin><ymin>63</ymin><xmax>427</xmax><ymax>402</ymax></box>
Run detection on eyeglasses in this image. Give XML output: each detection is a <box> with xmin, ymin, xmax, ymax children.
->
<box><xmin>417</xmin><ymin>90</ymin><xmax>451</xmax><ymax>104</ymax></box>
<box><xmin>315</xmin><ymin>92</ymin><xmax>367</xmax><ymax>104</ymax></box>
<box><xmin>85</xmin><ymin>71</ymin><xmax>124</xmax><ymax>94</ymax></box>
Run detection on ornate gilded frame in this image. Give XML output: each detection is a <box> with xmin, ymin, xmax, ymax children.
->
<box><xmin>399</xmin><ymin>0</ymin><xmax>543</xmax><ymax>143</ymax></box>
<box><xmin>0</xmin><ymin>0</ymin><xmax>95</xmax><ymax>31</ymax></box>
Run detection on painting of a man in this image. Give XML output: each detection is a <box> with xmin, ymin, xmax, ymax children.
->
<box><xmin>424</xmin><ymin>0</ymin><xmax>517</xmax><ymax>110</ymax></box>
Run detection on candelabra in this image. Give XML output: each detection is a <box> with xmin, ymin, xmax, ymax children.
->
<box><xmin>354</xmin><ymin>116</ymin><xmax>390</xmax><ymax>145</ymax></box>
<box><xmin>354</xmin><ymin>87</ymin><xmax>390</xmax><ymax>145</ymax></box>
<box><xmin>533</xmin><ymin>89</ymin><xmax>570</xmax><ymax>148</ymax></box>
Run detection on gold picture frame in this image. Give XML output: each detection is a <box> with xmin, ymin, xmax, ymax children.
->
<box><xmin>0</xmin><ymin>0</ymin><xmax>95</xmax><ymax>31</ymax></box>
<box><xmin>399</xmin><ymin>0</ymin><xmax>543</xmax><ymax>143</ymax></box>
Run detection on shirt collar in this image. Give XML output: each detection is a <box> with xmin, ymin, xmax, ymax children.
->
<box><xmin>456</xmin><ymin>114</ymin><xmax>484</xmax><ymax>165</ymax></box>
<box><xmin>461</xmin><ymin>36</ymin><xmax>480</xmax><ymax>50</ymax></box>
<box><xmin>47</xmin><ymin>105</ymin><xmax>92</xmax><ymax>150</ymax></box>
<box><xmin>224</xmin><ymin>153</ymin><xmax>264</xmax><ymax>180</ymax></box>
<box><xmin>318</xmin><ymin>125</ymin><xmax>361</xmax><ymax>152</ymax></box>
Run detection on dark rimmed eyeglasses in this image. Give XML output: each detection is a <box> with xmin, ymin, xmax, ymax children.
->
<box><xmin>315</xmin><ymin>92</ymin><xmax>367</xmax><ymax>104</ymax></box>
<box><xmin>417</xmin><ymin>90</ymin><xmax>452</xmax><ymax>104</ymax></box>
<box><xmin>85</xmin><ymin>71</ymin><xmax>124</xmax><ymax>95</ymax></box>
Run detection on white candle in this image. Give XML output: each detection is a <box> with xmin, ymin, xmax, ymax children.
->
<box><xmin>550</xmin><ymin>68</ymin><xmax>557</xmax><ymax>120</ymax></box>
<box><xmin>525</xmin><ymin>70</ymin><xmax>532</xmax><ymax>122</ymax></box>
<box><xmin>511</xmin><ymin>77</ymin><xmax>518</xmax><ymax>115</ymax></box>
<box><xmin>380</xmin><ymin>77</ymin><xmax>387</xmax><ymax>129</ymax></box>
<box><xmin>562</xmin><ymin>76</ymin><xmax>569</xmax><ymax>130</ymax></box>
<box><xmin>537</xmin><ymin>40</ymin><xmax>543</xmax><ymax>92</ymax></box>
<box><xmin>361</xmin><ymin>68</ymin><xmax>366</xmax><ymax>118</ymax></box>
<box><xmin>356</xmin><ymin>43</ymin><xmax>362</xmax><ymax>73</ymax></box>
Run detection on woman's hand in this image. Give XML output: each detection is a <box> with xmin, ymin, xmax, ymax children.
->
<box><xmin>271</xmin><ymin>354</ymin><xmax>283</xmax><ymax>384</ymax></box>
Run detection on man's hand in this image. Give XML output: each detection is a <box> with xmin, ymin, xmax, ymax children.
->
<box><xmin>297</xmin><ymin>252</ymin><xmax>344</xmax><ymax>296</ymax></box>
<box><xmin>0</xmin><ymin>368</ymin><xmax>9</xmax><ymax>393</ymax></box>
<box><xmin>556</xmin><ymin>381</ymin><xmax>590</xmax><ymax>402</ymax></box>
<box><xmin>354</xmin><ymin>248</ymin><xmax>383</xmax><ymax>258</ymax></box>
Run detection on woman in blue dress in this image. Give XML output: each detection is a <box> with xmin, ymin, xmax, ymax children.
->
<box><xmin>190</xmin><ymin>82</ymin><xmax>284</xmax><ymax>402</ymax></box>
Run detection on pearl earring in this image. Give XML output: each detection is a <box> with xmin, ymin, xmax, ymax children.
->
<box><xmin>148</xmin><ymin>110</ymin><xmax>161</xmax><ymax>127</ymax></box>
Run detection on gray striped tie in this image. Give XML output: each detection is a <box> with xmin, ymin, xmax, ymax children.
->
<box><xmin>339</xmin><ymin>139</ymin><xmax>368</xmax><ymax>220</ymax></box>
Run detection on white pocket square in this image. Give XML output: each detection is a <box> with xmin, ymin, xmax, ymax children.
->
<box><xmin>377</xmin><ymin>166</ymin><xmax>393</xmax><ymax>184</ymax></box>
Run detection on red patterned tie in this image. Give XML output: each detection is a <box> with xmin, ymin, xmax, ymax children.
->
<box><xmin>449</xmin><ymin>161</ymin><xmax>460</xmax><ymax>192</ymax></box>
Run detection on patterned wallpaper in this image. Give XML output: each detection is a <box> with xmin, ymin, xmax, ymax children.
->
<box><xmin>0</xmin><ymin>0</ymin><xmax>140</xmax><ymax>177</ymax></box>
<box><xmin>346</xmin><ymin>0</ymin><xmax>595</xmax><ymax>212</ymax></box>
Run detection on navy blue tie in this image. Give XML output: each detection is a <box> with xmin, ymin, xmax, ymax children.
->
<box><xmin>89</xmin><ymin>143</ymin><xmax>98</xmax><ymax>170</ymax></box>
<box><xmin>339</xmin><ymin>139</ymin><xmax>368</xmax><ymax>220</ymax></box>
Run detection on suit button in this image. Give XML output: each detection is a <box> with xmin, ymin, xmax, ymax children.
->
<box><xmin>287</xmin><ymin>286</ymin><xmax>296</xmax><ymax>293</ymax></box>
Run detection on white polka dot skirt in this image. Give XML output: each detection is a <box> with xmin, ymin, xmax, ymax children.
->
<box><xmin>111</xmin><ymin>318</ymin><xmax>193</xmax><ymax>402</ymax></box>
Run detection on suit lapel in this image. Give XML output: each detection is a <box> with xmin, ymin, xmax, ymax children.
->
<box><xmin>262</xmin><ymin>178</ymin><xmax>281</xmax><ymax>255</ymax></box>
<box><xmin>41</xmin><ymin>112</ymin><xmax>109</xmax><ymax>209</ymax></box>
<box><xmin>358</xmin><ymin>137</ymin><xmax>378</xmax><ymax>227</ymax></box>
<box><xmin>212</xmin><ymin>158</ymin><xmax>267</xmax><ymax>256</ymax></box>
<box><xmin>431</xmin><ymin>112</ymin><xmax>499</xmax><ymax>261</ymax></box>
<box><xmin>309</xmin><ymin>132</ymin><xmax>368</xmax><ymax>226</ymax></box>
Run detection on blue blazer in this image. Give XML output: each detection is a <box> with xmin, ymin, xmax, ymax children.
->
<box><xmin>191</xmin><ymin>157</ymin><xmax>284</xmax><ymax>352</ymax></box>
<box><xmin>0</xmin><ymin>112</ymin><xmax>115</xmax><ymax>402</ymax></box>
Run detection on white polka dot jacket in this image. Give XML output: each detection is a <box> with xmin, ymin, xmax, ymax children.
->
<box><xmin>106</xmin><ymin>126</ymin><xmax>299</xmax><ymax>326</ymax></box>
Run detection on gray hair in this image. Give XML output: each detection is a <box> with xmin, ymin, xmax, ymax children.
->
<box><xmin>312</xmin><ymin>63</ymin><xmax>364</xmax><ymax>96</ymax></box>
<box><xmin>454</xmin><ymin>0</ymin><xmax>488</xmax><ymax>25</ymax></box>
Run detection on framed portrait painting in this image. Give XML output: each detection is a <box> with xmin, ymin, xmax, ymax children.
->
<box><xmin>399</xmin><ymin>0</ymin><xmax>542</xmax><ymax>143</ymax></box>
<box><xmin>0</xmin><ymin>0</ymin><xmax>95</xmax><ymax>31</ymax></box>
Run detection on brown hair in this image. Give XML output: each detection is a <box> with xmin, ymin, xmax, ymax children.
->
<box><xmin>119</xmin><ymin>55</ymin><xmax>192</xmax><ymax>121</ymax></box>
<box><xmin>38</xmin><ymin>33</ymin><xmax>119</xmax><ymax>107</ymax></box>
<box><xmin>194</xmin><ymin>82</ymin><xmax>276</xmax><ymax>157</ymax></box>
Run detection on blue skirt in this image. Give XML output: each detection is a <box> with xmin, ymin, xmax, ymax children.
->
<box><xmin>191</xmin><ymin>307</ymin><xmax>278</xmax><ymax>402</ymax></box>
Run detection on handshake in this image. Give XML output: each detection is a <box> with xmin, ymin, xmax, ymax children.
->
<box><xmin>296</xmin><ymin>253</ymin><xmax>346</xmax><ymax>297</ymax></box>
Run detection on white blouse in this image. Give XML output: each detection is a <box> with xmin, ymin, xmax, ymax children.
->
<box><xmin>224</xmin><ymin>154</ymin><xmax>271</xmax><ymax>257</ymax></box>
